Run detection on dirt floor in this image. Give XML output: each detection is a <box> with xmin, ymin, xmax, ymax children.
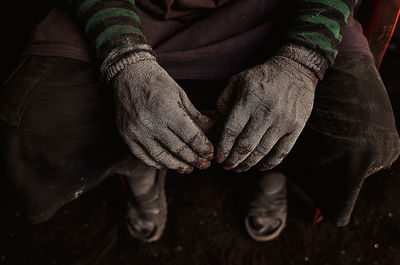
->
<box><xmin>1</xmin><ymin>7</ymin><xmax>400</xmax><ymax>265</ymax></box>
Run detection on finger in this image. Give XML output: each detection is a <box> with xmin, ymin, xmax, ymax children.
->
<box><xmin>121</xmin><ymin>135</ymin><xmax>164</xmax><ymax>169</ymax></box>
<box><xmin>140</xmin><ymin>137</ymin><xmax>194</xmax><ymax>174</ymax></box>
<box><xmin>168</xmin><ymin>110</ymin><xmax>214</xmax><ymax>160</ymax></box>
<box><xmin>234</xmin><ymin>126</ymin><xmax>281</xmax><ymax>172</ymax></box>
<box><xmin>215</xmin><ymin>104</ymin><xmax>250</xmax><ymax>163</ymax></box>
<box><xmin>223</xmin><ymin>115</ymin><xmax>272</xmax><ymax>169</ymax></box>
<box><xmin>157</xmin><ymin>129</ymin><xmax>211</xmax><ymax>169</ymax></box>
<box><xmin>179</xmin><ymin>90</ymin><xmax>215</xmax><ymax>133</ymax></box>
<box><xmin>258</xmin><ymin>132</ymin><xmax>300</xmax><ymax>171</ymax></box>
<box><xmin>216</xmin><ymin>77</ymin><xmax>238</xmax><ymax>117</ymax></box>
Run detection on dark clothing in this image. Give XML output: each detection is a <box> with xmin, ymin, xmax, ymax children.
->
<box><xmin>2</xmin><ymin>0</ymin><xmax>399</xmax><ymax>226</ymax></box>
<box><xmin>1</xmin><ymin>52</ymin><xmax>399</xmax><ymax>225</ymax></box>
<box><xmin>281</xmin><ymin>55</ymin><xmax>400</xmax><ymax>225</ymax></box>
<box><xmin>28</xmin><ymin>0</ymin><xmax>359</xmax><ymax>78</ymax></box>
<box><xmin>22</xmin><ymin>1</ymin><xmax>371</xmax><ymax>79</ymax></box>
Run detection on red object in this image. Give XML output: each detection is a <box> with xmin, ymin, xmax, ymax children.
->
<box><xmin>362</xmin><ymin>0</ymin><xmax>400</xmax><ymax>68</ymax></box>
<box><xmin>313</xmin><ymin>208</ymin><xmax>324</xmax><ymax>224</ymax></box>
<box><xmin>365</xmin><ymin>0</ymin><xmax>384</xmax><ymax>40</ymax></box>
<box><xmin>118</xmin><ymin>174</ymin><xmax>128</xmax><ymax>193</ymax></box>
<box><xmin>381</xmin><ymin>9</ymin><xmax>400</xmax><ymax>67</ymax></box>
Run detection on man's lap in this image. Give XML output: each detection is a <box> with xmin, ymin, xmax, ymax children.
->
<box><xmin>1</xmin><ymin>51</ymin><xmax>399</xmax><ymax>224</ymax></box>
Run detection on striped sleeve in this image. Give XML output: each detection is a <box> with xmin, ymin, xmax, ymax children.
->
<box><xmin>67</xmin><ymin>0</ymin><xmax>153</xmax><ymax>75</ymax></box>
<box><xmin>286</xmin><ymin>0</ymin><xmax>359</xmax><ymax>65</ymax></box>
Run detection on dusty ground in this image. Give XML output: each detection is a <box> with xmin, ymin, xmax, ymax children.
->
<box><xmin>1</xmin><ymin>5</ymin><xmax>400</xmax><ymax>265</ymax></box>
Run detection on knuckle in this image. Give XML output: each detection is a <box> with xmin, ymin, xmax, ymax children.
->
<box><xmin>171</xmin><ymin>143</ymin><xmax>188</xmax><ymax>155</ymax></box>
<box><xmin>152</xmin><ymin>150</ymin><xmax>168</xmax><ymax>162</ymax></box>
<box><xmin>293</xmin><ymin>122</ymin><xmax>305</xmax><ymax>132</ymax></box>
<box><xmin>138</xmin><ymin>116</ymin><xmax>158</xmax><ymax>131</ymax></box>
<box><xmin>132</xmin><ymin>151</ymin><xmax>146</xmax><ymax>161</ymax></box>
<box><xmin>224</xmin><ymin>158</ymin><xmax>238</xmax><ymax>168</ymax></box>
<box><xmin>224</xmin><ymin>125</ymin><xmax>240</xmax><ymax>138</ymax></box>
<box><xmin>239</xmin><ymin>159</ymin><xmax>255</xmax><ymax>170</ymax></box>
<box><xmin>257</xmin><ymin>104</ymin><xmax>272</xmax><ymax>115</ymax></box>
<box><xmin>175</xmin><ymin>115</ymin><xmax>191</xmax><ymax>129</ymax></box>
<box><xmin>142</xmin><ymin>158</ymin><xmax>158</xmax><ymax>167</ymax></box>
<box><xmin>254</xmin><ymin>144</ymin><xmax>269</xmax><ymax>155</ymax></box>
<box><xmin>216</xmin><ymin>143</ymin><xmax>230</xmax><ymax>158</ymax></box>
<box><xmin>262</xmin><ymin>156</ymin><xmax>284</xmax><ymax>169</ymax></box>
<box><xmin>188</xmin><ymin>131</ymin><xmax>202</xmax><ymax>145</ymax></box>
<box><xmin>119</xmin><ymin>120</ymin><xmax>132</xmax><ymax>135</ymax></box>
<box><xmin>284</xmin><ymin>116</ymin><xmax>296</xmax><ymax>125</ymax></box>
<box><xmin>246</xmin><ymin>154</ymin><xmax>259</xmax><ymax>165</ymax></box>
<box><xmin>260</xmin><ymin>162</ymin><xmax>276</xmax><ymax>170</ymax></box>
<box><xmin>291</xmin><ymin>117</ymin><xmax>304</xmax><ymax>127</ymax></box>
<box><xmin>124</xmin><ymin>122</ymin><xmax>139</xmax><ymax>136</ymax></box>
<box><xmin>238</xmin><ymin>163</ymin><xmax>251</xmax><ymax>171</ymax></box>
<box><xmin>233</xmin><ymin>142</ymin><xmax>253</xmax><ymax>157</ymax></box>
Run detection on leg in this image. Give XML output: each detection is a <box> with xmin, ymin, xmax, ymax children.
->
<box><xmin>281</xmin><ymin>54</ymin><xmax>400</xmax><ymax>226</ymax></box>
<box><xmin>245</xmin><ymin>170</ymin><xmax>287</xmax><ymax>241</ymax></box>
<box><xmin>0</xmin><ymin>56</ymin><xmax>167</xmax><ymax>227</ymax></box>
<box><xmin>0</xmin><ymin>56</ymin><xmax>130</xmax><ymax>222</ymax></box>
<box><xmin>244</xmin><ymin>15</ymin><xmax>399</xmax><ymax>234</ymax></box>
<box><xmin>118</xmin><ymin>158</ymin><xmax>168</xmax><ymax>242</ymax></box>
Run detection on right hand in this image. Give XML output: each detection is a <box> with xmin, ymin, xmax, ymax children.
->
<box><xmin>112</xmin><ymin>55</ymin><xmax>214</xmax><ymax>173</ymax></box>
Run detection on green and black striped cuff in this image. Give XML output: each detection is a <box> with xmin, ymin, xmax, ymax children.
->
<box><xmin>287</xmin><ymin>0</ymin><xmax>359</xmax><ymax>65</ymax></box>
<box><xmin>67</xmin><ymin>0</ymin><xmax>150</xmax><ymax>75</ymax></box>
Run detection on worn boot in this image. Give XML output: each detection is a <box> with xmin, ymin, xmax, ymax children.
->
<box><xmin>120</xmin><ymin>159</ymin><xmax>168</xmax><ymax>242</ymax></box>
<box><xmin>245</xmin><ymin>170</ymin><xmax>287</xmax><ymax>242</ymax></box>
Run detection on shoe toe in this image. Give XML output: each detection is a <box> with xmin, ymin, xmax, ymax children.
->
<box><xmin>248</xmin><ymin>216</ymin><xmax>282</xmax><ymax>234</ymax></box>
<box><xmin>245</xmin><ymin>213</ymin><xmax>286</xmax><ymax>242</ymax></box>
<box><xmin>127</xmin><ymin>218</ymin><xmax>159</xmax><ymax>242</ymax></box>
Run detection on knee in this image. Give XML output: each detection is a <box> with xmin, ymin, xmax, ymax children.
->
<box><xmin>0</xmin><ymin>56</ymin><xmax>111</xmax><ymax>132</ymax></box>
<box><xmin>365</xmin><ymin>131</ymin><xmax>400</xmax><ymax>175</ymax></box>
<box><xmin>317</xmin><ymin>54</ymin><xmax>400</xmax><ymax>174</ymax></box>
<box><xmin>342</xmin><ymin>124</ymin><xmax>400</xmax><ymax>176</ymax></box>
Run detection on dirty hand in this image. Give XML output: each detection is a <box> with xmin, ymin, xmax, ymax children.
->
<box><xmin>216</xmin><ymin>52</ymin><xmax>319</xmax><ymax>172</ymax></box>
<box><xmin>112</xmin><ymin>52</ymin><xmax>214</xmax><ymax>173</ymax></box>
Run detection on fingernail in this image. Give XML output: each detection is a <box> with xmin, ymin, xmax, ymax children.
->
<box><xmin>184</xmin><ymin>167</ymin><xmax>194</xmax><ymax>174</ymax></box>
<box><xmin>215</xmin><ymin>157</ymin><xmax>224</xmax><ymax>163</ymax></box>
<box><xmin>222</xmin><ymin>165</ymin><xmax>231</xmax><ymax>170</ymax></box>
<box><xmin>204</xmin><ymin>143</ymin><xmax>214</xmax><ymax>156</ymax></box>
<box><xmin>206</xmin><ymin>154</ymin><xmax>214</xmax><ymax>161</ymax></box>
<box><xmin>200</xmin><ymin>161</ymin><xmax>210</xmax><ymax>169</ymax></box>
<box><xmin>259</xmin><ymin>167</ymin><xmax>269</xmax><ymax>172</ymax></box>
<box><xmin>234</xmin><ymin>168</ymin><xmax>243</xmax><ymax>173</ymax></box>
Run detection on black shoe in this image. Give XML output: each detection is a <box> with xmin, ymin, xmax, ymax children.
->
<box><xmin>125</xmin><ymin>168</ymin><xmax>168</xmax><ymax>243</ymax></box>
<box><xmin>245</xmin><ymin>170</ymin><xmax>287</xmax><ymax>242</ymax></box>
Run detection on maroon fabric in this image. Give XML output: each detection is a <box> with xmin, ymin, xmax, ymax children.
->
<box><xmin>136</xmin><ymin>0</ymin><xmax>232</xmax><ymax>20</ymax></box>
<box><xmin>22</xmin><ymin>5</ymin><xmax>91</xmax><ymax>62</ymax></box>
<box><xmin>22</xmin><ymin>0</ymin><xmax>373</xmax><ymax>80</ymax></box>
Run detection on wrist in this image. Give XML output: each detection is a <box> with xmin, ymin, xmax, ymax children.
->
<box><xmin>276</xmin><ymin>43</ymin><xmax>329</xmax><ymax>80</ymax></box>
<box><xmin>101</xmin><ymin>44</ymin><xmax>156</xmax><ymax>83</ymax></box>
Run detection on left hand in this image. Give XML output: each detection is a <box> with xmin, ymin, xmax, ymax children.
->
<box><xmin>215</xmin><ymin>55</ymin><xmax>318</xmax><ymax>172</ymax></box>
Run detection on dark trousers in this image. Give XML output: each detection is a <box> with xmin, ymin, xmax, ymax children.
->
<box><xmin>1</xmin><ymin>54</ymin><xmax>399</xmax><ymax>225</ymax></box>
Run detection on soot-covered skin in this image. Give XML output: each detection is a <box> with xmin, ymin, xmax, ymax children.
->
<box><xmin>111</xmin><ymin>45</ymin><xmax>323</xmax><ymax>175</ymax></box>
<box><xmin>112</xmin><ymin>51</ymin><xmax>214</xmax><ymax>174</ymax></box>
<box><xmin>215</xmin><ymin>50</ymin><xmax>319</xmax><ymax>172</ymax></box>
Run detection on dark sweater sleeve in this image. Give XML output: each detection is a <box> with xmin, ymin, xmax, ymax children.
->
<box><xmin>67</xmin><ymin>0</ymin><xmax>152</xmax><ymax>75</ymax></box>
<box><xmin>286</xmin><ymin>0</ymin><xmax>359</xmax><ymax>66</ymax></box>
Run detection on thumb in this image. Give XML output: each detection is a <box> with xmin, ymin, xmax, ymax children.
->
<box><xmin>179</xmin><ymin>90</ymin><xmax>216</xmax><ymax>133</ymax></box>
